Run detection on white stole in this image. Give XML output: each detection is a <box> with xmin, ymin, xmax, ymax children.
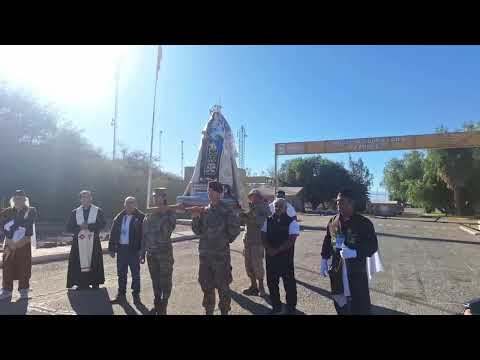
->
<box><xmin>333</xmin><ymin>249</ymin><xmax>385</xmax><ymax>308</ymax></box>
<box><xmin>75</xmin><ymin>205</ymin><xmax>99</xmax><ymax>273</ymax></box>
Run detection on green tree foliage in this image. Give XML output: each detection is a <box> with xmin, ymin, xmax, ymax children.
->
<box><xmin>0</xmin><ymin>86</ymin><xmax>182</xmax><ymax>221</ymax></box>
<box><xmin>278</xmin><ymin>156</ymin><xmax>370</xmax><ymax>211</ymax></box>
<box><xmin>382</xmin><ymin>123</ymin><xmax>480</xmax><ymax>215</ymax></box>
<box><xmin>382</xmin><ymin>151</ymin><xmax>425</xmax><ymax>205</ymax></box>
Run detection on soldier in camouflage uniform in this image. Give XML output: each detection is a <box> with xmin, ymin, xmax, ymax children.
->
<box><xmin>142</xmin><ymin>188</ymin><xmax>176</xmax><ymax>315</ymax></box>
<box><xmin>239</xmin><ymin>189</ymin><xmax>270</xmax><ymax>297</ymax></box>
<box><xmin>191</xmin><ymin>181</ymin><xmax>241</xmax><ymax>315</ymax></box>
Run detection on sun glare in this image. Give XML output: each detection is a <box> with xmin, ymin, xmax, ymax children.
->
<box><xmin>0</xmin><ymin>45</ymin><xmax>133</xmax><ymax>108</ymax></box>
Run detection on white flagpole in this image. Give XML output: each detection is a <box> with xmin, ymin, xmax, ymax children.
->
<box><xmin>146</xmin><ymin>45</ymin><xmax>162</xmax><ymax>208</ymax></box>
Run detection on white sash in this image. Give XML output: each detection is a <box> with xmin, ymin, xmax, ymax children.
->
<box><xmin>75</xmin><ymin>205</ymin><xmax>99</xmax><ymax>272</ymax></box>
<box><xmin>333</xmin><ymin>249</ymin><xmax>385</xmax><ymax>307</ymax></box>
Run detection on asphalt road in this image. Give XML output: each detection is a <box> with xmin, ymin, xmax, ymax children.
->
<box><xmin>1</xmin><ymin>213</ymin><xmax>479</xmax><ymax>315</ymax></box>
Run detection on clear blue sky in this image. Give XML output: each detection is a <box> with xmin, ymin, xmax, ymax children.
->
<box><xmin>2</xmin><ymin>45</ymin><xmax>480</xmax><ymax>192</ymax></box>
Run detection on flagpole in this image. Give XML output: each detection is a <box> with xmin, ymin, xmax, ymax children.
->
<box><xmin>112</xmin><ymin>60</ymin><xmax>120</xmax><ymax>160</ymax></box>
<box><xmin>146</xmin><ymin>46</ymin><xmax>162</xmax><ymax>208</ymax></box>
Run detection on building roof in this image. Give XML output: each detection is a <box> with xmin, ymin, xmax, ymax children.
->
<box><xmin>250</xmin><ymin>185</ymin><xmax>304</xmax><ymax>197</ymax></box>
<box><xmin>245</xmin><ymin>176</ymin><xmax>272</xmax><ymax>184</ymax></box>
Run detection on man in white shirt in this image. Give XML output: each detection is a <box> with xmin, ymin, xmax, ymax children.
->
<box><xmin>261</xmin><ymin>198</ymin><xmax>300</xmax><ymax>315</ymax></box>
<box><xmin>108</xmin><ymin>197</ymin><xmax>145</xmax><ymax>304</ymax></box>
<box><xmin>269</xmin><ymin>190</ymin><xmax>297</xmax><ymax>219</ymax></box>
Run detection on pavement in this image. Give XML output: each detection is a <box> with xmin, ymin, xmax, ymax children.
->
<box><xmin>1</xmin><ymin>213</ymin><xmax>480</xmax><ymax>315</ymax></box>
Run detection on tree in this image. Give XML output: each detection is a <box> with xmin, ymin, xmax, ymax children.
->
<box><xmin>278</xmin><ymin>156</ymin><xmax>370</xmax><ymax>211</ymax></box>
<box><xmin>348</xmin><ymin>156</ymin><xmax>373</xmax><ymax>190</ymax></box>
<box><xmin>428</xmin><ymin>125</ymin><xmax>477</xmax><ymax>216</ymax></box>
<box><xmin>0</xmin><ymin>86</ymin><xmax>181</xmax><ymax>221</ymax></box>
<box><xmin>382</xmin><ymin>123</ymin><xmax>480</xmax><ymax>215</ymax></box>
<box><xmin>382</xmin><ymin>151</ymin><xmax>425</xmax><ymax>205</ymax></box>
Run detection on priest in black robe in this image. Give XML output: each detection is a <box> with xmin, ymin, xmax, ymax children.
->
<box><xmin>66</xmin><ymin>190</ymin><xmax>106</xmax><ymax>290</ymax></box>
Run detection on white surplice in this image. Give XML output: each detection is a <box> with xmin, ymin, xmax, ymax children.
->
<box><xmin>75</xmin><ymin>205</ymin><xmax>99</xmax><ymax>273</ymax></box>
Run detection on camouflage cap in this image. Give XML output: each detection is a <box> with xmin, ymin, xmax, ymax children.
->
<box><xmin>248</xmin><ymin>189</ymin><xmax>262</xmax><ymax>197</ymax></box>
<box><xmin>208</xmin><ymin>181</ymin><xmax>223</xmax><ymax>194</ymax></box>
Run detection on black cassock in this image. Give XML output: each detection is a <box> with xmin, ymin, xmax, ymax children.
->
<box><xmin>321</xmin><ymin>213</ymin><xmax>378</xmax><ymax>315</ymax></box>
<box><xmin>66</xmin><ymin>206</ymin><xmax>106</xmax><ymax>288</ymax></box>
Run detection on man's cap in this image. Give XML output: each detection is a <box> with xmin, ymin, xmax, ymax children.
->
<box><xmin>14</xmin><ymin>189</ymin><xmax>26</xmax><ymax>197</ymax></box>
<box><xmin>153</xmin><ymin>187</ymin><xmax>167</xmax><ymax>196</ymax></box>
<box><xmin>208</xmin><ymin>181</ymin><xmax>223</xmax><ymax>194</ymax></box>
<box><xmin>248</xmin><ymin>189</ymin><xmax>262</xmax><ymax>197</ymax></box>
<box><xmin>276</xmin><ymin>190</ymin><xmax>286</xmax><ymax>198</ymax></box>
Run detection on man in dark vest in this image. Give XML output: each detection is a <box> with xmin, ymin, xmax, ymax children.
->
<box><xmin>108</xmin><ymin>196</ymin><xmax>145</xmax><ymax>304</ymax></box>
<box><xmin>261</xmin><ymin>198</ymin><xmax>300</xmax><ymax>315</ymax></box>
<box><xmin>320</xmin><ymin>189</ymin><xmax>378</xmax><ymax>315</ymax></box>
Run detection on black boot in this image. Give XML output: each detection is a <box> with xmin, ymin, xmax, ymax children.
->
<box><xmin>158</xmin><ymin>300</ymin><xmax>168</xmax><ymax>315</ymax></box>
<box><xmin>110</xmin><ymin>293</ymin><xmax>127</xmax><ymax>304</ymax></box>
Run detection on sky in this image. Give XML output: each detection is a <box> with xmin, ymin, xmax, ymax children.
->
<box><xmin>1</xmin><ymin>45</ymin><xmax>480</xmax><ymax>193</ymax></box>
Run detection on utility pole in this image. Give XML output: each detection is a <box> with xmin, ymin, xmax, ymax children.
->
<box><xmin>146</xmin><ymin>45</ymin><xmax>162</xmax><ymax>208</ymax></box>
<box><xmin>112</xmin><ymin>62</ymin><xmax>120</xmax><ymax>160</ymax></box>
<box><xmin>158</xmin><ymin>130</ymin><xmax>163</xmax><ymax>174</ymax></box>
<box><xmin>237</xmin><ymin>125</ymin><xmax>247</xmax><ymax>169</ymax></box>
<box><xmin>181</xmin><ymin>140</ymin><xmax>184</xmax><ymax>179</ymax></box>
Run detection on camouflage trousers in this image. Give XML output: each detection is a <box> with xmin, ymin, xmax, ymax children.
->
<box><xmin>243</xmin><ymin>244</ymin><xmax>265</xmax><ymax>280</ymax></box>
<box><xmin>198</xmin><ymin>254</ymin><xmax>233</xmax><ymax>314</ymax></box>
<box><xmin>147</xmin><ymin>248</ymin><xmax>174</xmax><ymax>306</ymax></box>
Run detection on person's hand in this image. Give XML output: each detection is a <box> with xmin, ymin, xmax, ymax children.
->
<box><xmin>320</xmin><ymin>258</ymin><xmax>330</xmax><ymax>277</ymax></box>
<box><xmin>340</xmin><ymin>244</ymin><xmax>357</xmax><ymax>259</ymax></box>
<box><xmin>189</xmin><ymin>206</ymin><xmax>204</xmax><ymax>218</ymax></box>
<box><xmin>109</xmin><ymin>251</ymin><xmax>115</xmax><ymax>258</ymax></box>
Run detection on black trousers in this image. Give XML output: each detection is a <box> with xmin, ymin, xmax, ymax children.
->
<box><xmin>265</xmin><ymin>250</ymin><xmax>297</xmax><ymax>309</ymax></box>
<box><xmin>333</xmin><ymin>270</ymin><xmax>371</xmax><ymax>315</ymax></box>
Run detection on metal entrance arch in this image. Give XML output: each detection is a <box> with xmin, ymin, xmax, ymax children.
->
<box><xmin>273</xmin><ymin>131</ymin><xmax>480</xmax><ymax>193</ymax></box>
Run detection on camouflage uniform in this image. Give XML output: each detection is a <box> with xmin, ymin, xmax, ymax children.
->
<box><xmin>240</xmin><ymin>202</ymin><xmax>270</xmax><ymax>281</ymax></box>
<box><xmin>192</xmin><ymin>202</ymin><xmax>240</xmax><ymax>314</ymax></box>
<box><xmin>142</xmin><ymin>210</ymin><xmax>176</xmax><ymax>314</ymax></box>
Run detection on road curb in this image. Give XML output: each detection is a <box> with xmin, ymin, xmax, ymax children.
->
<box><xmin>459</xmin><ymin>225</ymin><xmax>480</xmax><ymax>236</ymax></box>
<box><xmin>0</xmin><ymin>234</ymin><xmax>199</xmax><ymax>269</ymax></box>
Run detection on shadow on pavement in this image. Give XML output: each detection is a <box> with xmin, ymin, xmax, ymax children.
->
<box><xmin>297</xmin><ymin>279</ymin><xmax>408</xmax><ymax>315</ymax></box>
<box><xmin>370</xmin><ymin>305</ymin><xmax>408</xmax><ymax>315</ymax></box>
<box><xmin>230</xmin><ymin>290</ymin><xmax>272</xmax><ymax>315</ymax></box>
<box><xmin>67</xmin><ymin>288</ymin><xmax>114</xmax><ymax>315</ymax></box>
<box><xmin>376</xmin><ymin>232</ymin><xmax>480</xmax><ymax>246</ymax></box>
<box><xmin>296</xmin><ymin>279</ymin><xmax>332</xmax><ymax>300</ymax></box>
<box><xmin>0</xmin><ymin>298</ymin><xmax>29</xmax><ymax>315</ymax></box>
<box><xmin>133</xmin><ymin>300</ymin><xmax>151</xmax><ymax>315</ymax></box>
<box><xmin>300</xmin><ymin>225</ymin><xmax>327</xmax><ymax>231</ymax></box>
<box><xmin>117</xmin><ymin>301</ymin><xmax>138</xmax><ymax>315</ymax></box>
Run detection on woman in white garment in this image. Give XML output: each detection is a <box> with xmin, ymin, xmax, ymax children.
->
<box><xmin>0</xmin><ymin>190</ymin><xmax>37</xmax><ymax>301</ymax></box>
